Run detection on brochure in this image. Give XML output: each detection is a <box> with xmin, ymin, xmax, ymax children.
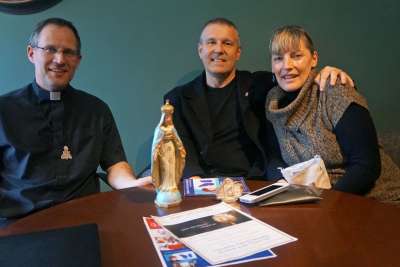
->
<box><xmin>143</xmin><ymin>217</ymin><xmax>276</xmax><ymax>267</ymax></box>
<box><xmin>183</xmin><ymin>177</ymin><xmax>250</xmax><ymax>196</ymax></box>
<box><xmin>152</xmin><ymin>202</ymin><xmax>297</xmax><ymax>265</ymax></box>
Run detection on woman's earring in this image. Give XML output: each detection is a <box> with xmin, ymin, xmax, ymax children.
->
<box><xmin>272</xmin><ymin>73</ymin><xmax>276</xmax><ymax>84</ymax></box>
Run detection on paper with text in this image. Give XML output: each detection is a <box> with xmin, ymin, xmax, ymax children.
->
<box><xmin>152</xmin><ymin>202</ymin><xmax>297</xmax><ymax>265</ymax></box>
<box><xmin>143</xmin><ymin>217</ymin><xmax>276</xmax><ymax>267</ymax></box>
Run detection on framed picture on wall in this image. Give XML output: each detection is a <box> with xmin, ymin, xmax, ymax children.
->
<box><xmin>0</xmin><ymin>0</ymin><xmax>62</xmax><ymax>15</ymax></box>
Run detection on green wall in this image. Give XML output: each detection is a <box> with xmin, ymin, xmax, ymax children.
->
<box><xmin>1</xmin><ymin>0</ymin><xmax>399</xmax><ymax>173</ymax></box>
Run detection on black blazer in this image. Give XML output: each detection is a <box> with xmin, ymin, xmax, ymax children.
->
<box><xmin>164</xmin><ymin>70</ymin><xmax>277</xmax><ymax>179</ymax></box>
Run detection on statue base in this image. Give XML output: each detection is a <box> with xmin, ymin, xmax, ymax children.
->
<box><xmin>155</xmin><ymin>189</ymin><xmax>182</xmax><ymax>208</ymax></box>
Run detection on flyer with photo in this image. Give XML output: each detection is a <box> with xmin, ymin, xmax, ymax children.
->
<box><xmin>152</xmin><ymin>202</ymin><xmax>297</xmax><ymax>265</ymax></box>
<box><xmin>183</xmin><ymin>177</ymin><xmax>250</xmax><ymax>196</ymax></box>
<box><xmin>143</xmin><ymin>217</ymin><xmax>276</xmax><ymax>267</ymax></box>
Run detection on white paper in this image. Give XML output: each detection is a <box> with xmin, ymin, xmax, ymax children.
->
<box><xmin>143</xmin><ymin>217</ymin><xmax>276</xmax><ymax>267</ymax></box>
<box><xmin>153</xmin><ymin>202</ymin><xmax>297</xmax><ymax>265</ymax></box>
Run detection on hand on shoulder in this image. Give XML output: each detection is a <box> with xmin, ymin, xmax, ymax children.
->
<box><xmin>315</xmin><ymin>66</ymin><xmax>355</xmax><ymax>90</ymax></box>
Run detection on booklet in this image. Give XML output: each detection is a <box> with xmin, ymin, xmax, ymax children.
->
<box><xmin>183</xmin><ymin>177</ymin><xmax>250</xmax><ymax>196</ymax></box>
<box><xmin>152</xmin><ymin>202</ymin><xmax>297</xmax><ymax>265</ymax></box>
<box><xmin>143</xmin><ymin>217</ymin><xmax>276</xmax><ymax>267</ymax></box>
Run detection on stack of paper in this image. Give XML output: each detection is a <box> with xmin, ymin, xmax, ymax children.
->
<box><xmin>144</xmin><ymin>217</ymin><xmax>275</xmax><ymax>267</ymax></box>
<box><xmin>145</xmin><ymin>202</ymin><xmax>297</xmax><ymax>266</ymax></box>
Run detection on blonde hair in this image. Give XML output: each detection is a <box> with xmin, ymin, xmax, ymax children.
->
<box><xmin>269</xmin><ymin>25</ymin><xmax>315</xmax><ymax>55</ymax></box>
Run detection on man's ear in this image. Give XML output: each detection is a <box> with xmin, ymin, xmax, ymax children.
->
<box><xmin>197</xmin><ymin>42</ymin><xmax>203</xmax><ymax>58</ymax></box>
<box><xmin>236</xmin><ymin>46</ymin><xmax>242</xmax><ymax>60</ymax></box>
<box><xmin>27</xmin><ymin>45</ymin><xmax>35</xmax><ymax>64</ymax></box>
<box><xmin>76</xmin><ymin>54</ymin><xmax>82</xmax><ymax>67</ymax></box>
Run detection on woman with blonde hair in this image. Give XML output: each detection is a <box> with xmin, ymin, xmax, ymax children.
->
<box><xmin>265</xmin><ymin>25</ymin><xmax>400</xmax><ymax>203</ymax></box>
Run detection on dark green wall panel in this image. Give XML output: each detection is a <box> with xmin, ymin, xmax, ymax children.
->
<box><xmin>1</xmin><ymin>0</ymin><xmax>399</xmax><ymax>172</ymax></box>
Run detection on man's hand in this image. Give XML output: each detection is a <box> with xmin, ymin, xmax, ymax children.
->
<box><xmin>315</xmin><ymin>66</ymin><xmax>354</xmax><ymax>90</ymax></box>
<box><xmin>107</xmin><ymin>161</ymin><xmax>153</xmax><ymax>189</ymax></box>
<box><xmin>128</xmin><ymin>176</ymin><xmax>153</xmax><ymax>187</ymax></box>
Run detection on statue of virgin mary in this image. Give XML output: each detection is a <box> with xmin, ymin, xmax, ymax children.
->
<box><xmin>151</xmin><ymin>100</ymin><xmax>186</xmax><ymax>207</ymax></box>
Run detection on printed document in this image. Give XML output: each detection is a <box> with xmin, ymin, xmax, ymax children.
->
<box><xmin>153</xmin><ymin>202</ymin><xmax>297</xmax><ymax>265</ymax></box>
<box><xmin>143</xmin><ymin>217</ymin><xmax>276</xmax><ymax>267</ymax></box>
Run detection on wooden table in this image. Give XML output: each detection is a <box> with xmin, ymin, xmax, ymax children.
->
<box><xmin>0</xmin><ymin>181</ymin><xmax>399</xmax><ymax>267</ymax></box>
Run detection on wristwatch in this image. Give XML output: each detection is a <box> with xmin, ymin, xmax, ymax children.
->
<box><xmin>0</xmin><ymin>0</ymin><xmax>62</xmax><ymax>14</ymax></box>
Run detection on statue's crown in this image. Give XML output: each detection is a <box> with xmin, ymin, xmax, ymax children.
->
<box><xmin>161</xmin><ymin>99</ymin><xmax>174</xmax><ymax>114</ymax></box>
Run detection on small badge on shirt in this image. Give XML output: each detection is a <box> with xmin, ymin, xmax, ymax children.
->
<box><xmin>61</xmin><ymin>146</ymin><xmax>72</xmax><ymax>160</ymax></box>
<box><xmin>245</xmin><ymin>92</ymin><xmax>249</xmax><ymax>97</ymax></box>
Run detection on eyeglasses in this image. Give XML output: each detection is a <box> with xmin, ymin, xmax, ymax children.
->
<box><xmin>33</xmin><ymin>45</ymin><xmax>80</xmax><ymax>58</ymax></box>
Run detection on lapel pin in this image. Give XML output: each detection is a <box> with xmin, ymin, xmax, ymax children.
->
<box><xmin>61</xmin><ymin>146</ymin><xmax>72</xmax><ymax>160</ymax></box>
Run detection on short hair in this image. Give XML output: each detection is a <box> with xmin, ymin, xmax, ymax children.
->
<box><xmin>201</xmin><ymin>17</ymin><xmax>238</xmax><ymax>32</ymax></box>
<box><xmin>199</xmin><ymin>17</ymin><xmax>240</xmax><ymax>45</ymax></box>
<box><xmin>269</xmin><ymin>25</ymin><xmax>315</xmax><ymax>56</ymax></box>
<box><xmin>28</xmin><ymin>17</ymin><xmax>81</xmax><ymax>55</ymax></box>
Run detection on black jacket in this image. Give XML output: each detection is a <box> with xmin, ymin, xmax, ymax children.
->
<box><xmin>164</xmin><ymin>70</ymin><xmax>279</xmax><ymax>179</ymax></box>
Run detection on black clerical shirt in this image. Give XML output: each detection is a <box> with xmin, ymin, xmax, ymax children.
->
<box><xmin>0</xmin><ymin>81</ymin><xmax>126</xmax><ymax>219</ymax></box>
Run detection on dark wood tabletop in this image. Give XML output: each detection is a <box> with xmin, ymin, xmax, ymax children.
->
<box><xmin>0</xmin><ymin>181</ymin><xmax>399</xmax><ymax>267</ymax></box>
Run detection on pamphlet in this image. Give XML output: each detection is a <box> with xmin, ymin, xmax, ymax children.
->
<box><xmin>152</xmin><ymin>202</ymin><xmax>297</xmax><ymax>265</ymax></box>
<box><xmin>183</xmin><ymin>177</ymin><xmax>250</xmax><ymax>196</ymax></box>
<box><xmin>143</xmin><ymin>217</ymin><xmax>276</xmax><ymax>267</ymax></box>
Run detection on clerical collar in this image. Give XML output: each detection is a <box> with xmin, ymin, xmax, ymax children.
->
<box><xmin>32</xmin><ymin>80</ymin><xmax>69</xmax><ymax>103</ymax></box>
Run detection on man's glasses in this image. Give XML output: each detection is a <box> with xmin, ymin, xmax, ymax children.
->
<box><xmin>33</xmin><ymin>45</ymin><xmax>80</xmax><ymax>58</ymax></box>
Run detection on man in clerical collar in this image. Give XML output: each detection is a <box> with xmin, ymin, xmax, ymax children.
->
<box><xmin>0</xmin><ymin>17</ymin><xmax>151</xmax><ymax>226</ymax></box>
<box><xmin>164</xmin><ymin>17</ymin><xmax>354</xmax><ymax>180</ymax></box>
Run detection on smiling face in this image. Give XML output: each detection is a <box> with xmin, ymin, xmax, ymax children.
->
<box><xmin>270</xmin><ymin>26</ymin><xmax>318</xmax><ymax>92</ymax></box>
<box><xmin>27</xmin><ymin>24</ymin><xmax>81</xmax><ymax>91</ymax></box>
<box><xmin>271</xmin><ymin>39</ymin><xmax>318</xmax><ymax>92</ymax></box>
<box><xmin>198</xmin><ymin>23</ymin><xmax>241</xmax><ymax>86</ymax></box>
